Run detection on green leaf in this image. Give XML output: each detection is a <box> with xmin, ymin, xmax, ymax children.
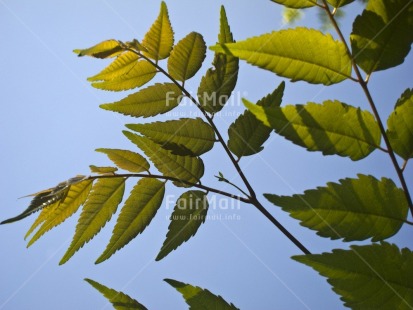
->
<box><xmin>124</xmin><ymin>132</ymin><xmax>204</xmax><ymax>187</ymax></box>
<box><xmin>387</xmin><ymin>88</ymin><xmax>413</xmax><ymax>160</ymax></box>
<box><xmin>141</xmin><ymin>1</ymin><xmax>174</xmax><ymax>61</ymax></box>
<box><xmin>89</xmin><ymin>165</ymin><xmax>118</xmax><ymax>174</ymax></box>
<box><xmin>88</xmin><ymin>51</ymin><xmax>140</xmax><ymax>82</ymax></box>
<box><xmin>327</xmin><ymin>0</ymin><xmax>355</xmax><ymax>7</ymax></box>
<box><xmin>96</xmin><ymin>148</ymin><xmax>150</xmax><ymax>173</ymax></box>
<box><xmin>85</xmin><ymin>278</ymin><xmax>148</xmax><ymax>310</ymax></box>
<box><xmin>168</xmin><ymin>32</ymin><xmax>207</xmax><ymax>82</ymax></box>
<box><xmin>270</xmin><ymin>0</ymin><xmax>316</xmax><ymax>8</ymax></box>
<box><xmin>126</xmin><ymin>118</ymin><xmax>215</xmax><ymax>156</ymax></box>
<box><xmin>210</xmin><ymin>28</ymin><xmax>352</xmax><ymax>85</ymax></box>
<box><xmin>96</xmin><ymin>178</ymin><xmax>165</xmax><ymax>264</ymax></box>
<box><xmin>165</xmin><ymin>279</ymin><xmax>239</xmax><ymax>310</ymax></box>
<box><xmin>265</xmin><ymin>174</ymin><xmax>409</xmax><ymax>242</ymax></box>
<box><xmin>24</xmin><ymin>201</ymin><xmax>60</xmax><ymax>239</ymax></box>
<box><xmin>60</xmin><ymin>177</ymin><xmax>125</xmax><ymax>265</ymax></box>
<box><xmin>27</xmin><ymin>179</ymin><xmax>94</xmax><ymax>247</ymax></box>
<box><xmin>198</xmin><ymin>6</ymin><xmax>239</xmax><ymax>114</ymax></box>
<box><xmin>228</xmin><ymin>82</ymin><xmax>285</xmax><ymax>158</ymax></box>
<box><xmin>156</xmin><ymin>191</ymin><xmax>208</xmax><ymax>261</ymax></box>
<box><xmin>74</xmin><ymin>40</ymin><xmax>123</xmax><ymax>59</ymax></box>
<box><xmin>245</xmin><ymin>99</ymin><xmax>381</xmax><ymax>160</ymax></box>
<box><xmin>293</xmin><ymin>243</ymin><xmax>413</xmax><ymax>309</ymax></box>
<box><xmin>100</xmin><ymin>83</ymin><xmax>182</xmax><ymax>118</ymax></box>
<box><xmin>351</xmin><ymin>0</ymin><xmax>413</xmax><ymax>74</ymax></box>
<box><xmin>91</xmin><ymin>60</ymin><xmax>157</xmax><ymax>91</ymax></box>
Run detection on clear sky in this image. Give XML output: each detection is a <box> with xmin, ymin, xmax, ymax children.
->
<box><xmin>1</xmin><ymin>1</ymin><xmax>412</xmax><ymax>309</ymax></box>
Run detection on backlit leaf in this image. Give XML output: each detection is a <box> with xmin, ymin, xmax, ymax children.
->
<box><xmin>88</xmin><ymin>51</ymin><xmax>140</xmax><ymax>82</ymax></box>
<box><xmin>89</xmin><ymin>165</ymin><xmax>118</xmax><ymax>174</ymax></box>
<box><xmin>265</xmin><ymin>174</ymin><xmax>409</xmax><ymax>242</ymax></box>
<box><xmin>96</xmin><ymin>148</ymin><xmax>150</xmax><ymax>173</ymax></box>
<box><xmin>270</xmin><ymin>0</ymin><xmax>316</xmax><ymax>8</ymax></box>
<box><xmin>85</xmin><ymin>278</ymin><xmax>148</xmax><ymax>310</ymax></box>
<box><xmin>27</xmin><ymin>180</ymin><xmax>94</xmax><ymax>247</ymax></box>
<box><xmin>198</xmin><ymin>6</ymin><xmax>239</xmax><ymax>114</ymax></box>
<box><xmin>210</xmin><ymin>28</ymin><xmax>352</xmax><ymax>85</ymax></box>
<box><xmin>327</xmin><ymin>0</ymin><xmax>355</xmax><ymax>7</ymax></box>
<box><xmin>126</xmin><ymin>118</ymin><xmax>215</xmax><ymax>156</ymax></box>
<box><xmin>91</xmin><ymin>60</ymin><xmax>156</xmax><ymax>91</ymax></box>
<box><xmin>165</xmin><ymin>279</ymin><xmax>239</xmax><ymax>310</ymax></box>
<box><xmin>351</xmin><ymin>0</ymin><xmax>413</xmax><ymax>74</ymax></box>
<box><xmin>293</xmin><ymin>243</ymin><xmax>413</xmax><ymax>309</ymax></box>
<box><xmin>74</xmin><ymin>40</ymin><xmax>123</xmax><ymax>59</ymax></box>
<box><xmin>156</xmin><ymin>191</ymin><xmax>208</xmax><ymax>261</ymax></box>
<box><xmin>168</xmin><ymin>32</ymin><xmax>206</xmax><ymax>82</ymax></box>
<box><xmin>60</xmin><ymin>177</ymin><xmax>125</xmax><ymax>265</ymax></box>
<box><xmin>142</xmin><ymin>1</ymin><xmax>174</xmax><ymax>61</ymax></box>
<box><xmin>387</xmin><ymin>88</ymin><xmax>413</xmax><ymax>160</ymax></box>
<box><xmin>124</xmin><ymin>132</ymin><xmax>204</xmax><ymax>187</ymax></box>
<box><xmin>245</xmin><ymin>99</ymin><xmax>381</xmax><ymax>160</ymax></box>
<box><xmin>100</xmin><ymin>83</ymin><xmax>182</xmax><ymax>118</ymax></box>
<box><xmin>96</xmin><ymin>178</ymin><xmax>165</xmax><ymax>263</ymax></box>
<box><xmin>228</xmin><ymin>82</ymin><xmax>284</xmax><ymax>158</ymax></box>
<box><xmin>24</xmin><ymin>202</ymin><xmax>60</xmax><ymax>239</ymax></box>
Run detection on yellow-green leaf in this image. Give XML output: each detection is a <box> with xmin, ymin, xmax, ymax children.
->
<box><xmin>270</xmin><ymin>0</ymin><xmax>316</xmax><ymax>8</ymax></box>
<box><xmin>156</xmin><ymin>191</ymin><xmax>208</xmax><ymax>261</ymax></box>
<box><xmin>387</xmin><ymin>88</ymin><xmax>413</xmax><ymax>160</ymax></box>
<box><xmin>27</xmin><ymin>180</ymin><xmax>94</xmax><ymax>247</ymax></box>
<box><xmin>89</xmin><ymin>165</ymin><xmax>118</xmax><ymax>174</ymax></box>
<box><xmin>327</xmin><ymin>0</ymin><xmax>355</xmax><ymax>8</ymax></box>
<box><xmin>91</xmin><ymin>60</ymin><xmax>156</xmax><ymax>91</ymax></box>
<box><xmin>245</xmin><ymin>99</ymin><xmax>381</xmax><ymax>160</ymax></box>
<box><xmin>96</xmin><ymin>148</ymin><xmax>150</xmax><ymax>173</ymax></box>
<box><xmin>87</xmin><ymin>51</ymin><xmax>140</xmax><ymax>82</ymax></box>
<box><xmin>124</xmin><ymin>132</ymin><xmax>204</xmax><ymax>187</ymax></box>
<box><xmin>228</xmin><ymin>82</ymin><xmax>284</xmax><ymax>158</ymax></box>
<box><xmin>198</xmin><ymin>6</ymin><xmax>239</xmax><ymax>114</ymax></box>
<box><xmin>165</xmin><ymin>279</ymin><xmax>239</xmax><ymax>310</ymax></box>
<box><xmin>351</xmin><ymin>0</ymin><xmax>413</xmax><ymax>74</ymax></box>
<box><xmin>293</xmin><ymin>243</ymin><xmax>413</xmax><ymax>309</ymax></box>
<box><xmin>60</xmin><ymin>177</ymin><xmax>125</xmax><ymax>265</ymax></box>
<box><xmin>74</xmin><ymin>40</ymin><xmax>123</xmax><ymax>59</ymax></box>
<box><xmin>100</xmin><ymin>83</ymin><xmax>182</xmax><ymax>118</ymax></box>
<box><xmin>85</xmin><ymin>278</ymin><xmax>148</xmax><ymax>310</ymax></box>
<box><xmin>210</xmin><ymin>28</ymin><xmax>352</xmax><ymax>85</ymax></box>
<box><xmin>142</xmin><ymin>1</ymin><xmax>174</xmax><ymax>61</ymax></box>
<box><xmin>266</xmin><ymin>174</ymin><xmax>409</xmax><ymax>242</ymax></box>
<box><xmin>24</xmin><ymin>202</ymin><xmax>60</xmax><ymax>239</ymax></box>
<box><xmin>126</xmin><ymin>118</ymin><xmax>215</xmax><ymax>156</ymax></box>
<box><xmin>168</xmin><ymin>32</ymin><xmax>206</xmax><ymax>82</ymax></box>
<box><xmin>96</xmin><ymin>178</ymin><xmax>165</xmax><ymax>264</ymax></box>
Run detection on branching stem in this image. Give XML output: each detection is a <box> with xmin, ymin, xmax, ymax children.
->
<box><xmin>321</xmin><ymin>0</ymin><xmax>413</xmax><ymax>217</ymax></box>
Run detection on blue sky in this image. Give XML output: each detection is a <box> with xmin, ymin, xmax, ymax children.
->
<box><xmin>1</xmin><ymin>1</ymin><xmax>412</xmax><ymax>309</ymax></box>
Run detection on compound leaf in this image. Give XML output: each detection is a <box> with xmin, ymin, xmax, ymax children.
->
<box><xmin>96</xmin><ymin>148</ymin><xmax>150</xmax><ymax>173</ymax></box>
<box><xmin>270</xmin><ymin>0</ymin><xmax>316</xmax><ymax>8</ymax></box>
<box><xmin>91</xmin><ymin>60</ymin><xmax>156</xmax><ymax>91</ymax></box>
<box><xmin>293</xmin><ymin>243</ymin><xmax>413</xmax><ymax>309</ymax></box>
<box><xmin>168</xmin><ymin>32</ymin><xmax>206</xmax><ymax>82</ymax></box>
<box><xmin>142</xmin><ymin>1</ymin><xmax>174</xmax><ymax>61</ymax></box>
<box><xmin>74</xmin><ymin>40</ymin><xmax>123</xmax><ymax>59</ymax></box>
<box><xmin>126</xmin><ymin>118</ymin><xmax>215</xmax><ymax>156</ymax></box>
<box><xmin>198</xmin><ymin>6</ymin><xmax>239</xmax><ymax>114</ymax></box>
<box><xmin>100</xmin><ymin>83</ymin><xmax>182</xmax><ymax>118</ymax></box>
<box><xmin>27</xmin><ymin>179</ymin><xmax>94</xmax><ymax>247</ymax></box>
<box><xmin>89</xmin><ymin>165</ymin><xmax>118</xmax><ymax>174</ymax></box>
<box><xmin>266</xmin><ymin>174</ymin><xmax>409</xmax><ymax>242</ymax></box>
<box><xmin>124</xmin><ymin>132</ymin><xmax>204</xmax><ymax>187</ymax></box>
<box><xmin>85</xmin><ymin>278</ymin><xmax>148</xmax><ymax>310</ymax></box>
<box><xmin>351</xmin><ymin>0</ymin><xmax>413</xmax><ymax>74</ymax></box>
<box><xmin>96</xmin><ymin>178</ymin><xmax>165</xmax><ymax>264</ymax></box>
<box><xmin>165</xmin><ymin>279</ymin><xmax>239</xmax><ymax>310</ymax></box>
<box><xmin>60</xmin><ymin>177</ymin><xmax>126</xmax><ymax>265</ymax></box>
<box><xmin>387</xmin><ymin>88</ymin><xmax>413</xmax><ymax>160</ymax></box>
<box><xmin>210</xmin><ymin>28</ymin><xmax>352</xmax><ymax>85</ymax></box>
<box><xmin>156</xmin><ymin>190</ymin><xmax>208</xmax><ymax>261</ymax></box>
<box><xmin>245</xmin><ymin>99</ymin><xmax>381</xmax><ymax>160</ymax></box>
<box><xmin>228</xmin><ymin>81</ymin><xmax>284</xmax><ymax>158</ymax></box>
